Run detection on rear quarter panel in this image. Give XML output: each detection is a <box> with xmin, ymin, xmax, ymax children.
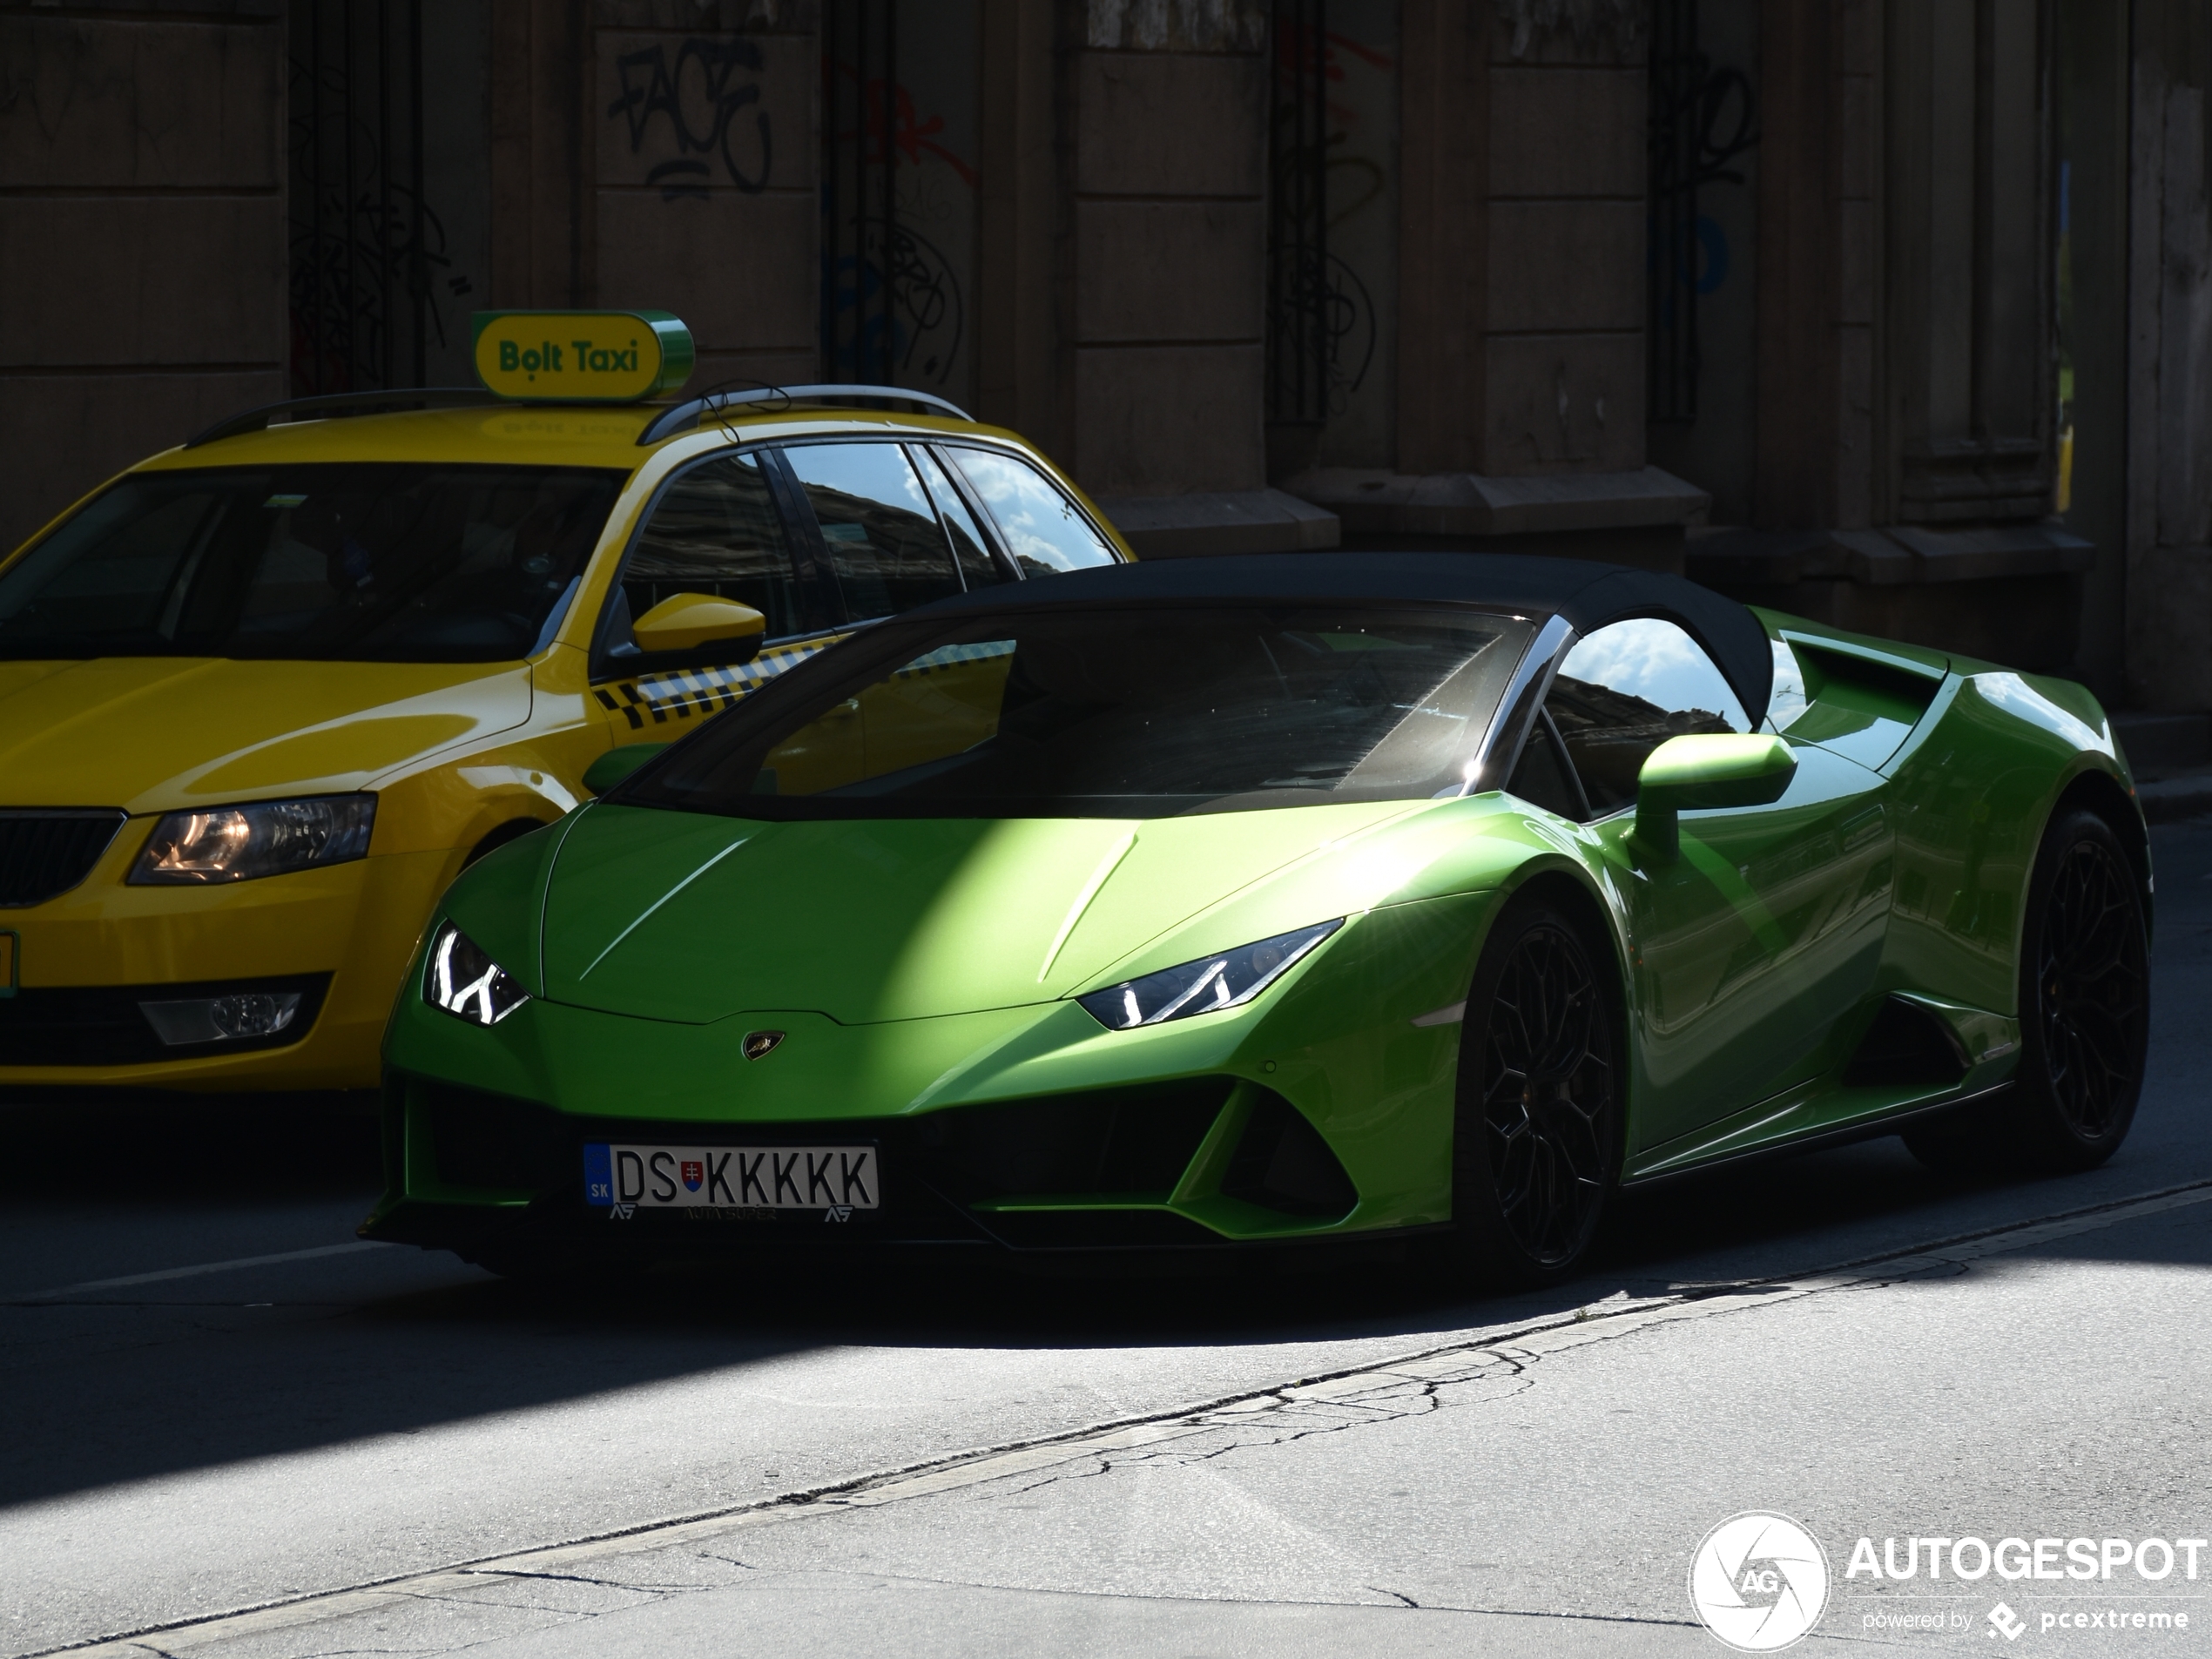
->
<box><xmin>1880</xmin><ymin>670</ymin><xmax>2128</xmax><ymax>1016</ymax></box>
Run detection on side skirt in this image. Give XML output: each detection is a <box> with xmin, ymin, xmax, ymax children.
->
<box><xmin>1618</xmin><ymin>1077</ymin><xmax>2014</xmax><ymax>1190</ymax></box>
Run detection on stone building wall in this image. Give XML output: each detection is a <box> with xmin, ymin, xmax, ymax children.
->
<box><xmin>0</xmin><ymin>0</ymin><xmax>287</xmax><ymax>555</ymax></box>
<box><xmin>3</xmin><ymin>0</ymin><xmax>2206</xmax><ymax>716</ymax></box>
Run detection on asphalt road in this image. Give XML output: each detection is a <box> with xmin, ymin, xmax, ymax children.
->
<box><xmin>5</xmin><ymin>825</ymin><xmax>2209</xmax><ymax>1658</ymax></box>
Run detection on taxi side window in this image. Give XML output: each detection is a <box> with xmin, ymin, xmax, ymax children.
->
<box><xmin>1545</xmin><ymin>617</ymin><xmax>1750</xmax><ymax>816</ymax></box>
<box><xmin>780</xmin><ymin>442</ymin><xmax>965</xmax><ymax>622</ymax></box>
<box><xmin>610</xmin><ymin>451</ymin><xmax>807</xmax><ymax>655</ymax></box>
<box><xmin>941</xmin><ymin>447</ymin><xmax>1119</xmax><ymax>576</ymax></box>
<box><xmin>911</xmin><ymin>445</ymin><xmax>1013</xmax><ymax>588</ymax></box>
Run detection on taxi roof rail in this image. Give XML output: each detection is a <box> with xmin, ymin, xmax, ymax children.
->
<box><xmin>637</xmin><ymin>383</ymin><xmax>975</xmax><ymax>446</ymax></box>
<box><xmin>183</xmin><ymin>388</ymin><xmax>498</xmax><ymax>449</ymax></box>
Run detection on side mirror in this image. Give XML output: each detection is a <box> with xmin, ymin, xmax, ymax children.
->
<box><xmin>583</xmin><ymin>742</ymin><xmax>668</xmax><ymax>796</ymax></box>
<box><xmin>1633</xmin><ymin>733</ymin><xmax>1797</xmax><ymax>858</ymax></box>
<box><xmin>631</xmin><ymin>592</ymin><xmax>767</xmax><ymax>660</ymax></box>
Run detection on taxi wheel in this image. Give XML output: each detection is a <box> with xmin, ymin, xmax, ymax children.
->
<box><xmin>462</xmin><ymin>817</ymin><xmax>556</xmax><ymax>869</ymax></box>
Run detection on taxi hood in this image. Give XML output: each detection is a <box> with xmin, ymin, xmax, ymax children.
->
<box><xmin>0</xmin><ymin>658</ymin><xmax>534</xmax><ymax>813</ymax></box>
<box><xmin>526</xmin><ymin>799</ymin><xmax>1437</xmax><ymax>1026</ymax></box>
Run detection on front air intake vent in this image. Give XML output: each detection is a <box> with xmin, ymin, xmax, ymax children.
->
<box><xmin>0</xmin><ymin>810</ymin><xmax>128</xmax><ymax>907</ymax></box>
<box><xmin>1222</xmin><ymin>1091</ymin><xmax>1359</xmax><ymax>1219</ymax></box>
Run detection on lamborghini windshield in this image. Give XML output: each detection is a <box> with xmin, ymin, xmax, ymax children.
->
<box><xmin>0</xmin><ymin>464</ymin><xmax>624</xmax><ymax>663</ymax></box>
<box><xmin>621</xmin><ymin>604</ymin><xmax>1535</xmax><ymax>819</ymax></box>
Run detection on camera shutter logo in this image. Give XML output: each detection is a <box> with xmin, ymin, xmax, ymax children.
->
<box><xmin>1689</xmin><ymin>1512</ymin><xmax>1831</xmax><ymax>1651</ymax></box>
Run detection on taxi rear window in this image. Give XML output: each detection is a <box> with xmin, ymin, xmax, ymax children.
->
<box><xmin>0</xmin><ymin>464</ymin><xmax>625</xmax><ymax>663</ymax></box>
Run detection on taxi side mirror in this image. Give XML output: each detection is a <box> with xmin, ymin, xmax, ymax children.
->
<box><xmin>631</xmin><ymin>593</ymin><xmax>766</xmax><ymax>660</ymax></box>
<box><xmin>583</xmin><ymin>742</ymin><xmax>668</xmax><ymax>796</ymax></box>
<box><xmin>1633</xmin><ymin>733</ymin><xmax>1796</xmax><ymax>859</ymax></box>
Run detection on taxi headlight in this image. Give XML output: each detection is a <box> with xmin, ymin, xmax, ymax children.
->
<box><xmin>1076</xmin><ymin>920</ymin><xmax>1343</xmax><ymax>1031</ymax></box>
<box><xmin>130</xmin><ymin>795</ymin><xmax>376</xmax><ymax>885</ymax></box>
<box><xmin>424</xmin><ymin>921</ymin><xmax>530</xmax><ymax>1026</ymax></box>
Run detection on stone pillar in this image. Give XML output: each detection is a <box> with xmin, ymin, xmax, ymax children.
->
<box><xmin>1065</xmin><ymin>4</ymin><xmax>1268</xmax><ymax>500</ymax></box>
<box><xmin>2125</xmin><ymin>1</ymin><xmax>2212</xmax><ymax>711</ymax></box>
<box><xmin>1066</xmin><ymin>0</ymin><xmax>1335</xmax><ymax>556</ymax></box>
<box><xmin>1880</xmin><ymin>0</ymin><xmax>2052</xmax><ymax>528</ymax></box>
<box><xmin>1285</xmin><ymin>0</ymin><xmax>1707</xmax><ymax>567</ymax></box>
<box><xmin>977</xmin><ymin>0</ymin><xmax>1062</xmax><ymax>452</ymax></box>
<box><xmin>0</xmin><ymin>2</ymin><xmax>287</xmax><ymax>554</ymax></box>
<box><xmin>1689</xmin><ymin>0</ymin><xmax>2097</xmax><ymax>677</ymax></box>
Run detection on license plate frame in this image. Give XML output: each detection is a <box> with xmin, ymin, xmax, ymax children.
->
<box><xmin>583</xmin><ymin>1141</ymin><xmax>880</xmax><ymax>1221</ymax></box>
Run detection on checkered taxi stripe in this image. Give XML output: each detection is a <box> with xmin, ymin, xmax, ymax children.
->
<box><xmin>593</xmin><ymin>637</ymin><xmax>1015</xmax><ymax>729</ymax></box>
<box><xmin>593</xmin><ymin>637</ymin><xmax>840</xmax><ymax>728</ymax></box>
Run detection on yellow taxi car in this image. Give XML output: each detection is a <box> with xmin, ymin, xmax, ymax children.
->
<box><xmin>0</xmin><ymin>310</ymin><xmax>1130</xmax><ymax>1096</ymax></box>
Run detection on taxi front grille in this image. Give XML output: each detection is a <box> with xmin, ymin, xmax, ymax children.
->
<box><xmin>0</xmin><ymin>810</ymin><xmax>129</xmax><ymax>907</ymax></box>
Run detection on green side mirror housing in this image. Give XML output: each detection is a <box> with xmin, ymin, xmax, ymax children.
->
<box><xmin>1633</xmin><ymin>732</ymin><xmax>1797</xmax><ymax>858</ymax></box>
<box><xmin>582</xmin><ymin>742</ymin><xmax>668</xmax><ymax>796</ymax></box>
<box><xmin>631</xmin><ymin>592</ymin><xmax>767</xmax><ymax>659</ymax></box>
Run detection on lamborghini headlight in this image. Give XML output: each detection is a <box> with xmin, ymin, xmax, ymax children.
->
<box><xmin>131</xmin><ymin>795</ymin><xmax>376</xmax><ymax>885</ymax></box>
<box><xmin>423</xmin><ymin>921</ymin><xmax>530</xmax><ymax>1026</ymax></box>
<box><xmin>1077</xmin><ymin>920</ymin><xmax>1343</xmax><ymax>1031</ymax></box>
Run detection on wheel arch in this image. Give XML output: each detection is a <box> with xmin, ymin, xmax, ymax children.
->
<box><xmin>1492</xmin><ymin>861</ymin><xmax>1632</xmax><ymax>1027</ymax></box>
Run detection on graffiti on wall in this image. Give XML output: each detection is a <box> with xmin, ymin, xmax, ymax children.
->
<box><xmin>821</xmin><ymin>32</ymin><xmax>979</xmax><ymax>395</ymax></box>
<box><xmin>1649</xmin><ymin>4</ymin><xmax>1759</xmax><ymax>422</ymax></box>
<box><xmin>1269</xmin><ymin>2</ymin><xmax>1397</xmax><ymax>465</ymax></box>
<box><xmin>287</xmin><ymin>40</ymin><xmax>469</xmax><ymax>395</ymax></box>
<box><xmin>607</xmin><ymin>37</ymin><xmax>774</xmax><ymax>199</ymax></box>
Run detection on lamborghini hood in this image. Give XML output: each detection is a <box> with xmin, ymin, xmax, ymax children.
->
<box><xmin>0</xmin><ymin>658</ymin><xmax>533</xmax><ymax>814</ymax></box>
<box><xmin>530</xmin><ymin>799</ymin><xmax>1443</xmax><ymax>1025</ymax></box>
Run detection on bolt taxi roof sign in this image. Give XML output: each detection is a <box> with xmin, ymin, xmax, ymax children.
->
<box><xmin>470</xmin><ymin>311</ymin><xmax>695</xmax><ymax>402</ymax></box>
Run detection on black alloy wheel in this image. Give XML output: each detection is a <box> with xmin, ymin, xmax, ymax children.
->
<box><xmin>1904</xmin><ymin>806</ymin><xmax>2148</xmax><ymax>1177</ymax></box>
<box><xmin>1449</xmin><ymin>896</ymin><xmax>1622</xmax><ymax>1286</ymax></box>
<box><xmin>2020</xmin><ymin>810</ymin><xmax>2148</xmax><ymax>1163</ymax></box>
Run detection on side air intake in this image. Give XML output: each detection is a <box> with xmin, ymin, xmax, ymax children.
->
<box><xmin>1841</xmin><ymin>995</ymin><xmax>1970</xmax><ymax>1089</ymax></box>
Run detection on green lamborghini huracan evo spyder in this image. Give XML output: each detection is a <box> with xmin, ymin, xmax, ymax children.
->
<box><xmin>363</xmin><ymin>553</ymin><xmax>2152</xmax><ymax>1285</ymax></box>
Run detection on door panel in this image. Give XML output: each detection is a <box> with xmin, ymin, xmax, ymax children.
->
<box><xmin>1598</xmin><ymin>742</ymin><xmax>1894</xmax><ymax>1152</ymax></box>
<box><xmin>1541</xmin><ymin>617</ymin><xmax>1894</xmax><ymax>1150</ymax></box>
<box><xmin>590</xmin><ymin>448</ymin><xmax>833</xmax><ymax>746</ymax></box>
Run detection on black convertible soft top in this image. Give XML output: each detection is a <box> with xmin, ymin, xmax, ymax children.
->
<box><xmin>923</xmin><ymin>551</ymin><xmax>1775</xmax><ymax>722</ymax></box>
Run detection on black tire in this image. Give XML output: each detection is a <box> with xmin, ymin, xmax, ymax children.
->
<box><xmin>1903</xmin><ymin>806</ymin><xmax>2148</xmax><ymax>1176</ymax></box>
<box><xmin>462</xmin><ymin>817</ymin><xmax>553</xmax><ymax>870</ymax></box>
<box><xmin>2014</xmin><ymin>807</ymin><xmax>2150</xmax><ymax>1169</ymax></box>
<box><xmin>1443</xmin><ymin>894</ymin><xmax>1624</xmax><ymax>1289</ymax></box>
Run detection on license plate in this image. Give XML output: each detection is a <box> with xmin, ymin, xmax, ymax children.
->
<box><xmin>583</xmin><ymin>1143</ymin><xmax>880</xmax><ymax>1216</ymax></box>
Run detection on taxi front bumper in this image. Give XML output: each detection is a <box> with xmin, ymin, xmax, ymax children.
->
<box><xmin>0</xmin><ymin>834</ymin><xmax>456</xmax><ymax>1092</ymax></box>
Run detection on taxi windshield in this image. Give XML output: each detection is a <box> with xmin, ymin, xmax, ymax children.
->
<box><xmin>618</xmin><ymin>603</ymin><xmax>1535</xmax><ymax>819</ymax></box>
<box><xmin>0</xmin><ymin>463</ymin><xmax>625</xmax><ymax>663</ymax></box>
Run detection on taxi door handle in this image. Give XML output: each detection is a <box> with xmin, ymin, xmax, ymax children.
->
<box><xmin>824</xmin><ymin>698</ymin><xmax>860</xmax><ymax>718</ymax></box>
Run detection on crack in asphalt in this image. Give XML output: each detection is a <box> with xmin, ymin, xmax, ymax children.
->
<box><xmin>985</xmin><ymin>1352</ymin><xmax>1536</xmax><ymax>1501</ymax></box>
<box><xmin>34</xmin><ymin>1177</ymin><xmax>2212</xmax><ymax>1658</ymax></box>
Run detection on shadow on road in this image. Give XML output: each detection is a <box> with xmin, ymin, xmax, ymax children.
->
<box><xmin>1</xmin><ymin>1103</ymin><xmax>2188</xmax><ymax>1514</ymax></box>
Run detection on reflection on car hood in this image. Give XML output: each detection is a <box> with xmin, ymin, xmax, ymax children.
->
<box><xmin>0</xmin><ymin>658</ymin><xmax>534</xmax><ymax>814</ymax></box>
<box><xmin>535</xmin><ymin>799</ymin><xmax>1435</xmax><ymax>1024</ymax></box>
